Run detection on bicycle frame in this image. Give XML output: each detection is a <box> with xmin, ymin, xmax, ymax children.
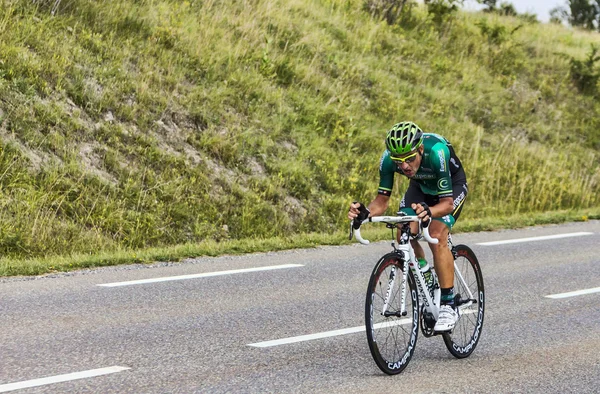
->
<box><xmin>360</xmin><ymin>214</ymin><xmax>485</xmax><ymax>373</ymax></box>
<box><xmin>352</xmin><ymin>214</ymin><xmax>475</xmax><ymax>321</ymax></box>
<box><xmin>402</xmin><ymin>241</ymin><xmax>441</xmax><ymax>319</ymax></box>
<box><xmin>452</xmin><ymin>260</ymin><xmax>476</xmax><ymax>310</ymax></box>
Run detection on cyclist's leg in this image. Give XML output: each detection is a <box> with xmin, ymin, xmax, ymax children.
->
<box><xmin>429</xmin><ymin>219</ymin><xmax>457</xmax><ymax>331</ymax></box>
<box><xmin>429</xmin><ymin>181</ymin><xmax>468</xmax><ymax>288</ymax></box>
<box><xmin>398</xmin><ymin>180</ymin><xmax>426</xmax><ymax>258</ymax></box>
<box><xmin>427</xmin><ymin>221</ymin><xmax>453</xmax><ymax>287</ymax></box>
<box><xmin>448</xmin><ymin>182</ymin><xmax>468</xmax><ymax>224</ymax></box>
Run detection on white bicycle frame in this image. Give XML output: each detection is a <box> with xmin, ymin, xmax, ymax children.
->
<box><xmin>353</xmin><ymin>215</ymin><xmax>476</xmax><ymax>321</ymax></box>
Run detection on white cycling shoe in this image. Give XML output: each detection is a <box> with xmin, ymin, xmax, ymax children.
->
<box><xmin>434</xmin><ymin>305</ymin><xmax>458</xmax><ymax>332</ymax></box>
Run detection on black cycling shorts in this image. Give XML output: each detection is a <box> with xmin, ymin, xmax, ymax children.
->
<box><xmin>398</xmin><ymin>179</ymin><xmax>468</xmax><ymax>229</ymax></box>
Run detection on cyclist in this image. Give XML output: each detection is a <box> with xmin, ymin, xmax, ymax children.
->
<box><xmin>348</xmin><ymin>121</ymin><xmax>468</xmax><ymax>332</ymax></box>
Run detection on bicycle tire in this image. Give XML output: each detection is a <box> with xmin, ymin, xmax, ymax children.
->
<box><xmin>365</xmin><ymin>253</ymin><xmax>419</xmax><ymax>374</ymax></box>
<box><xmin>442</xmin><ymin>244</ymin><xmax>485</xmax><ymax>358</ymax></box>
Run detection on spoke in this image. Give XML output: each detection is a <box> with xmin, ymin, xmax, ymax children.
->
<box><xmin>370</xmin><ymin>262</ymin><xmax>416</xmax><ymax>363</ymax></box>
<box><xmin>448</xmin><ymin>255</ymin><xmax>481</xmax><ymax>347</ymax></box>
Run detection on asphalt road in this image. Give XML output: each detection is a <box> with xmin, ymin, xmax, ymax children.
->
<box><xmin>1</xmin><ymin>220</ymin><xmax>599</xmax><ymax>393</ymax></box>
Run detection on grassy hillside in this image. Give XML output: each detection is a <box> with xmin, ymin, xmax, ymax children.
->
<box><xmin>0</xmin><ymin>0</ymin><xmax>599</xmax><ymax>274</ymax></box>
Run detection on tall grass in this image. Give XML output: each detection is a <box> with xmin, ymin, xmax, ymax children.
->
<box><xmin>0</xmin><ymin>0</ymin><xmax>598</xmax><ymax>266</ymax></box>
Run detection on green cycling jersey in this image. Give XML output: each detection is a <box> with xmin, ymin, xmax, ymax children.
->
<box><xmin>378</xmin><ymin>133</ymin><xmax>465</xmax><ymax>198</ymax></box>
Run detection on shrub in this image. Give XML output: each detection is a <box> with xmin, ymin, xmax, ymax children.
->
<box><xmin>570</xmin><ymin>44</ymin><xmax>600</xmax><ymax>95</ymax></box>
<box><xmin>362</xmin><ymin>0</ymin><xmax>414</xmax><ymax>25</ymax></box>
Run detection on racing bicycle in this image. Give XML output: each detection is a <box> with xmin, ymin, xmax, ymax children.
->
<box><xmin>350</xmin><ymin>213</ymin><xmax>484</xmax><ymax>375</ymax></box>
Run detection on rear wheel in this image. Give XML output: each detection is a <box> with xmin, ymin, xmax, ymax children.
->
<box><xmin>443</xmin><ymin>245</ymin><xmax>484</xmax><ymax>358</ymax></box>
<box><xmin>365</xmin><ymin>253</ymin><xmax>419</xmax><ymax>374</ymax></box>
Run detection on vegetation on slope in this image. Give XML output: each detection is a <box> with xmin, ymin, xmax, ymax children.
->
<box><xmin>0</xmin><ymin>0</ymin><xmax>599</xmax><ymax>273</ymax></box>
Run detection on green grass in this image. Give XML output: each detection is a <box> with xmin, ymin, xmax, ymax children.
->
<box><xmin>2</xmin><ymin>206</ymin><xmax>599</xmax><ymax>277</ymax></box>
<box><xmin>0</xmin><ymin>0</ymin><xmax>599</xmax><ymax>276</ymax></box>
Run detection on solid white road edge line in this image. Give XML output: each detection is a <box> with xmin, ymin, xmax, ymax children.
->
<box><xmin>545</xmin><ymin>286</ymin><xmax>600</xmax><ymax>299</ymax></box>
<box><xmin>98</xmin><ymin>264</ymin><xmax>304</xmax><ymax>287</ymax></box>
<box><xmin>248</xmin><ymin>311</ymin><xmax>476</xmax><ymax>348</ymax></box>
<box><xmin>476</xmin><ymin>232</ymin><xmax>593</xmax><ymax>246</ymax></box>
<box><xmin>0</xmin><ymin>366</ymin><xmax>130</xmax><ymax>393</ymax></box>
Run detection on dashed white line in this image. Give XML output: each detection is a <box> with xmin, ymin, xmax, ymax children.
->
<box><xmin>248</xmin><ymin>319</ymin><xmax>411</xmax><ymax>348</ymax></box>
<box><xmin>476</xmin><ymin>232</ymin><xmax>593</xmax><ymax>246</ymax></box>
<box><xmin>0</xmin><ymin>366</ymin><xmax>130</xmax><ymax>393</ymax></box>
<box><xmin>248</xmin><ymin>326</ymin><xmax>367</xmax><ymax>347</ymax></box>
<box><xmin>545</xmin><ymin>287</ymin><xmax>600</xmax><ymax>299</ymax></box>
<box><xmin>97</xmin><ymin>264</ymin><xmax>304</xmax><ymax>287</ymax></box>
<box><xmin>248</xmin><ymin>311</ymin><xmax>476</xmax><ymax>348</ymax></box>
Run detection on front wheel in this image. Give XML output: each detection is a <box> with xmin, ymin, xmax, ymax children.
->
<box><xmin>365</xmin><ymin>253</ymin><xmax>419</xmax><ymax>375</ymax></box>
<box><xmin>443</xmin><ymin>244</ymin><xmax>485</xmax><ymax>358</ymax></box>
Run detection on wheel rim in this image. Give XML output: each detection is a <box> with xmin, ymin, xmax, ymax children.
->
<box><xmin>367</xmin><ymin>260</ymin><xmax>418</xmax><ymax>371</ymax></box>
<box><xmin>446</xmin><ymin>249</ymin><xmax>484</xmax><ymax>353</ymax></box>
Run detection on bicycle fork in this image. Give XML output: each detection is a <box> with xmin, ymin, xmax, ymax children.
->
<box><xmin>381</xmin><ymin>265</ymin><xmax>397</xmax><ymax>317</ymax></box>
<box><xmin>383</xmin><ymin>253</ymin><xmax>413</xmax><ymax>318</ymax></box>
<box><xmin>380</xmin><ymin>257</ymin><xmax>413</xmax><ymax>318</ymax></box>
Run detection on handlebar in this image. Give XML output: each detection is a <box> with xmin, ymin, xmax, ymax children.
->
<box><xmin>350</xmin><ymin>215</ymin><xmax>439</xmax><ymax>245</ymax></box>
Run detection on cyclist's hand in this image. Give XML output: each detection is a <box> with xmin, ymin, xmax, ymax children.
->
<box><xmin>411</xmin><ymin>202</ymin><xmax>432</xmax><ymax>223</ymax></box>
<box><xmin>348</xmin><ymin>201</ymin><xmax>370</xmax><ymax>221</ymax></box>
<box><xmin>348</xmin><ymin>201</ymin><xmax>360</xmax><ymax>220</ymax></box>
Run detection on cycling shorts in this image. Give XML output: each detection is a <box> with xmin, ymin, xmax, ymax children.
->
<box><xmin>398</xmin><ymin>180</ymin><xmax>468</xmax><ymax>230</ymax></box>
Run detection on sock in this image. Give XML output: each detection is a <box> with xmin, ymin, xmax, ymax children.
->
<box><xmin>441</xmin><ymin>287</ymin><xmax>455</xmax><ymax>306</ymax></box>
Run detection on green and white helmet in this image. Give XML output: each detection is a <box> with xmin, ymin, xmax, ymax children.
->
<box><xmin>385</xmin><ymin>121</ymin><xmax>423</xmax><ymax>156</ymax></box>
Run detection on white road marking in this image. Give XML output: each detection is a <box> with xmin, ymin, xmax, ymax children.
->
<box><xmin>545</xmin><ymin>287</ymin><xmax>600</xmax><ymax>299</ymax></box>
<box><xmin>476</xmin><ymin>232</ymin><xmax>593</xmax><ymax>246</ymax></box>
<box><xmin>248</xmin><ymin>326</ymin><xmax>365</xmax><ymax>347</ymax></box>
<box><xmin>248</xmin><ymin>310</ymin><xmax>476</xmax><ymax>348</ymax></box>
<box><xmin>0</xmin><ymin>366</ymin><xmax>130</xmax><ymax>393</ymax></box>
<box><xmin>248</xmin><ymin>319</ymin><xmax>412</xmax><ymax>348</ymax></box>
<box><xmin>97</xmin><ymin>264</ymin><xmax>304</xmax><ymax>287</ymax></box>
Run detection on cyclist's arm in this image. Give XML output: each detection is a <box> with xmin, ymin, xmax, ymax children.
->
<box><xmin>430</xmin><ymin>196</ymin><xmax>453</xmax><ymax>217</ymax></box>
<box><xmin>367</xmin><ymin>194</ymin><xmax>390</xmax><ymax>216</ymax></box>
<box><xmin>413</xmin><ymin>196</ymin><xmax>453</xmax><ymax>222</ymax></box>
<box><xmin>348</xmin><ymin>193</ymin><xmax>390</xmax><ymax>220</ymax></box>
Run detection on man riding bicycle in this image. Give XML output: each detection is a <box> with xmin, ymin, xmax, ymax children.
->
<box><xmin>348</xmin><ymin>121</ymin><xmax>468</xmax><ymax>331</ymax></box>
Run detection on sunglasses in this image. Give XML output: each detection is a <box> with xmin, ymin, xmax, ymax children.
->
<box><xmin>390</xmin><ymin>151</ymin><xmax>419</xmax><ymax>163</ymax></box>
